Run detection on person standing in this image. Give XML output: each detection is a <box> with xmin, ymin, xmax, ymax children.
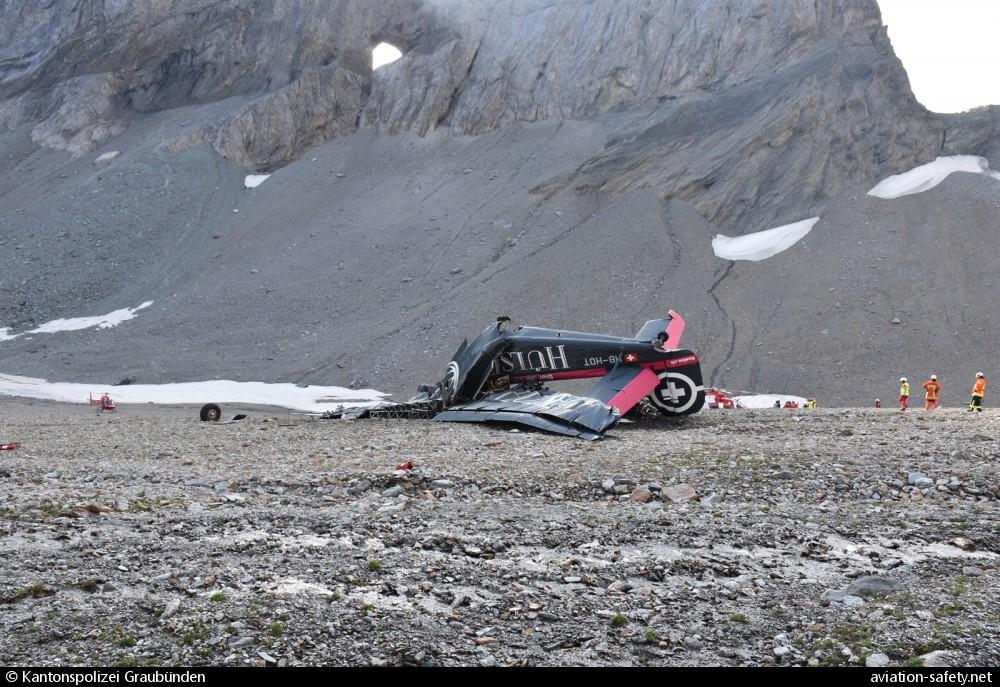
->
<box><xmin>899</xmin><ymin>377</ymin><xmax>910</xmax><ymax>411</ymax></box>
<box><xmin>969</xmin><ymin>372</ymin><xmax>986</xmax><ymax>413</ymax></box>
<box><xmin>923</xmin><ymin>375</ymin><xmax>941</xmax><ymax>411</ymax></box>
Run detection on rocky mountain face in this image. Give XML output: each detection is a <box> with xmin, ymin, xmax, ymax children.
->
<box><xmin>3</xmin><ymin>0</ymin><xmax>995</xmax><ymax>224</ymax></box>
<box><xmin>1</xmin><ymin>0</ymin><xmax>414</xmax><ymax>160</ymax></box>
<box><xmin>1</xmin><ymin>0</ymin><xmax>998</xmax><ymax>404</ymax></box>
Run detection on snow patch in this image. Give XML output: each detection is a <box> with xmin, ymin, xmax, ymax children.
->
<box><xmin>28</xmin><ymin>301</ymin><xmax>153</xmax><ymax>334</ymax></box>
<box><xmin>244</xmin><ymin>174</ymin><xmax>270</xmax><ymax>189</ymax></box>
<box><xmin>94</xmin><ymin>150</ymin><xmax>120</xmax><ymax>165</ymax></box>
<box><xmin>712</xmin><ymin>218</ymin><xmax>819</xmax><ymax>262</ymax></box>
<box><xmin>867</xmin><ymin>155</ymin><xmax>1000</xmax><ymax>199</ymax></box>
<box><xmin>0</xmin><ymin>374</ymin><xmax>386</xmax><ymax>413</ymax></box>
<box><xmin>1</xmin><ymin>302</ymin><xmax>154</xmax><ymax>343</ymax></box>
<box><xmin>733</xmin><ymin>394</ymin><xmax>810</xmax><ymax>409</ymax></box>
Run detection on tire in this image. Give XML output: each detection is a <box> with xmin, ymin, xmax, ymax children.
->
<box><xmin>648</xmin><ymin>370</ymin><xmax>705</xmax><ymax>416</ymax></box>
<box><xmin>200</xmin><ymin>403</ymin><xmax>222</xmax><ymax>422</ymax></box>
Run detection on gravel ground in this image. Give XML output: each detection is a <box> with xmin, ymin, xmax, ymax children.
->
<box><xmin>0</xmin><ymin>400</ymin><xmax>998</xmax><ymax>667</ymax></box>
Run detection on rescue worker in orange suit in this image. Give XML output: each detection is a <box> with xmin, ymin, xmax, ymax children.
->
<box><xmin>899</xmin><ymin>377</ymin><xmax>910</xmax><ymax>411</ymax></box>
<box><xmin>923</xmin><ymin>375</ymin><xmax>941</xmax><ymax>411</ymax></box>
<box><xmin>969</xmin><ymin>372</ymin><xmax>986</xmax><ymax>412</ymax></box>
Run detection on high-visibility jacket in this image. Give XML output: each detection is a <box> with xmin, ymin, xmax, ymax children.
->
<box><xmin>900</xmin><ymin>382</ymin><xmax>910</xmax><ymax>397</ymax></box>
<box><xmin>923</xmin><ymin>380</ymin><xmax>940</xmax><ymax>400</ymax></box>
<box><xmin>973</xmin><ymin>378</ymin><xmax>986</xmax><ymax>398</ymax></box>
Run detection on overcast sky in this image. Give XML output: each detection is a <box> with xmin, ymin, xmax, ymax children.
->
<box><xmin>877</xmin><ymin>0</ymin><xmax>1000</xmax><ymax>113</ymax></box>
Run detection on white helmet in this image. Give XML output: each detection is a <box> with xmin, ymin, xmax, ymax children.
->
<box><xmin>900</xmin><ymin>377</ymin><xmax>907</xmax><ymax>382</ymax></box>
<box><xmin>931</xmin><ymin>375</ymin><xmax>937</xmax><ymax>380</ymax></box>
<box><xmin>977</xmin><ymin>372</ymin><xmax>984</xmax><ymax>378</ymax></box>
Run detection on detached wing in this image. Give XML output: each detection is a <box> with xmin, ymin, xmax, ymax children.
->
<box><xmin>434</xmin><ymin>389</ymin><xmax>620</xmax><ymax>440</ymax></box>
<box><xmin>584</xmin><ymin>365</ymin><xmax>660</xmax><ymax>415</ymax></box>
<box><xmin>434</xmin><ymin>366</ymin><xmax>657</xmax><ymax>439</ymax></box>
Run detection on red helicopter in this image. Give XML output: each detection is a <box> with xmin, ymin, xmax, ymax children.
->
<box><xmin>88</xmin><ymin>392</ymin><xmax>117</xmax><ymax>412</ymax></box>
<box><xmin>703</xmin><ymin>387</ymin><xmax>743</xmax><ymax>410</ymax></box>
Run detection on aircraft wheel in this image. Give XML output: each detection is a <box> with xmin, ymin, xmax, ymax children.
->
<box><xmin>648</xmin><ymin>371</ymin><xmax>704</xmax><ymax>416</ymax></box>
<box><xmin>200</xmin><ymin>403</ymin><xmax>222</xmax><ymax>422</ymax></box>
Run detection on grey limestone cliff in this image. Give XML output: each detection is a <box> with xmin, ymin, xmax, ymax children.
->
<box><xmin>3</xmin><ymin>0</ymin><xmax>996</xmax><ymax>226</ymax></box>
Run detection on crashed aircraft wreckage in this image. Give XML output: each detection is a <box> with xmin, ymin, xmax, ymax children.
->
<box><xmin>331</xmin><ymin>310</ymin><xmax>705</xmax><ymax>439</ymax></box>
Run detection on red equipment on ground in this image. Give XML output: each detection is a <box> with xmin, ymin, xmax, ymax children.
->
<box><xmin>0</xmin><ymin>442</ymin><xmax>18</xmax><ymax>451</ymax></box>
<box><xmin>88</xmin><ymin>393</ymin><xmax>117</xmax><ymax>411</ymax></box>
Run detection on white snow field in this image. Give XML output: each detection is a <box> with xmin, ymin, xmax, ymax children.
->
<box><xmin>712</xmin><ymin>217</ymin><xmax>820</xmax><ymax>262</ymax></box>
<box><xmin>94</xmin><ymin>151</ymin><xmax>120</xmax><ymax>164</ymax></box>
<box><xmin>867</xmin><ymin>155</ymin><xmax>1000</xmax><ymax>199</ymax></box>
<box><xmin>0</xmin><ymin>373</ymin><xmax>386</xmax><ymax>413</ymax></box>
<box><xmin>1</xmin><ymin>302</ymin><xmax>154</xmax><ymax>342</ymax></box>
<box><xmin>244</xmin><ymin>174</ymin><xmax>271</xmax><ymax>189</ymax></box>
<box><xmin>733</xmin><ymin>393</ymin><xmax>810</xmax><ymax>409</ymax></box>
<box><xmin>28</xmin><ymin>301</ymin><xmax>154</xmax><ymax>334</ymax></box>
